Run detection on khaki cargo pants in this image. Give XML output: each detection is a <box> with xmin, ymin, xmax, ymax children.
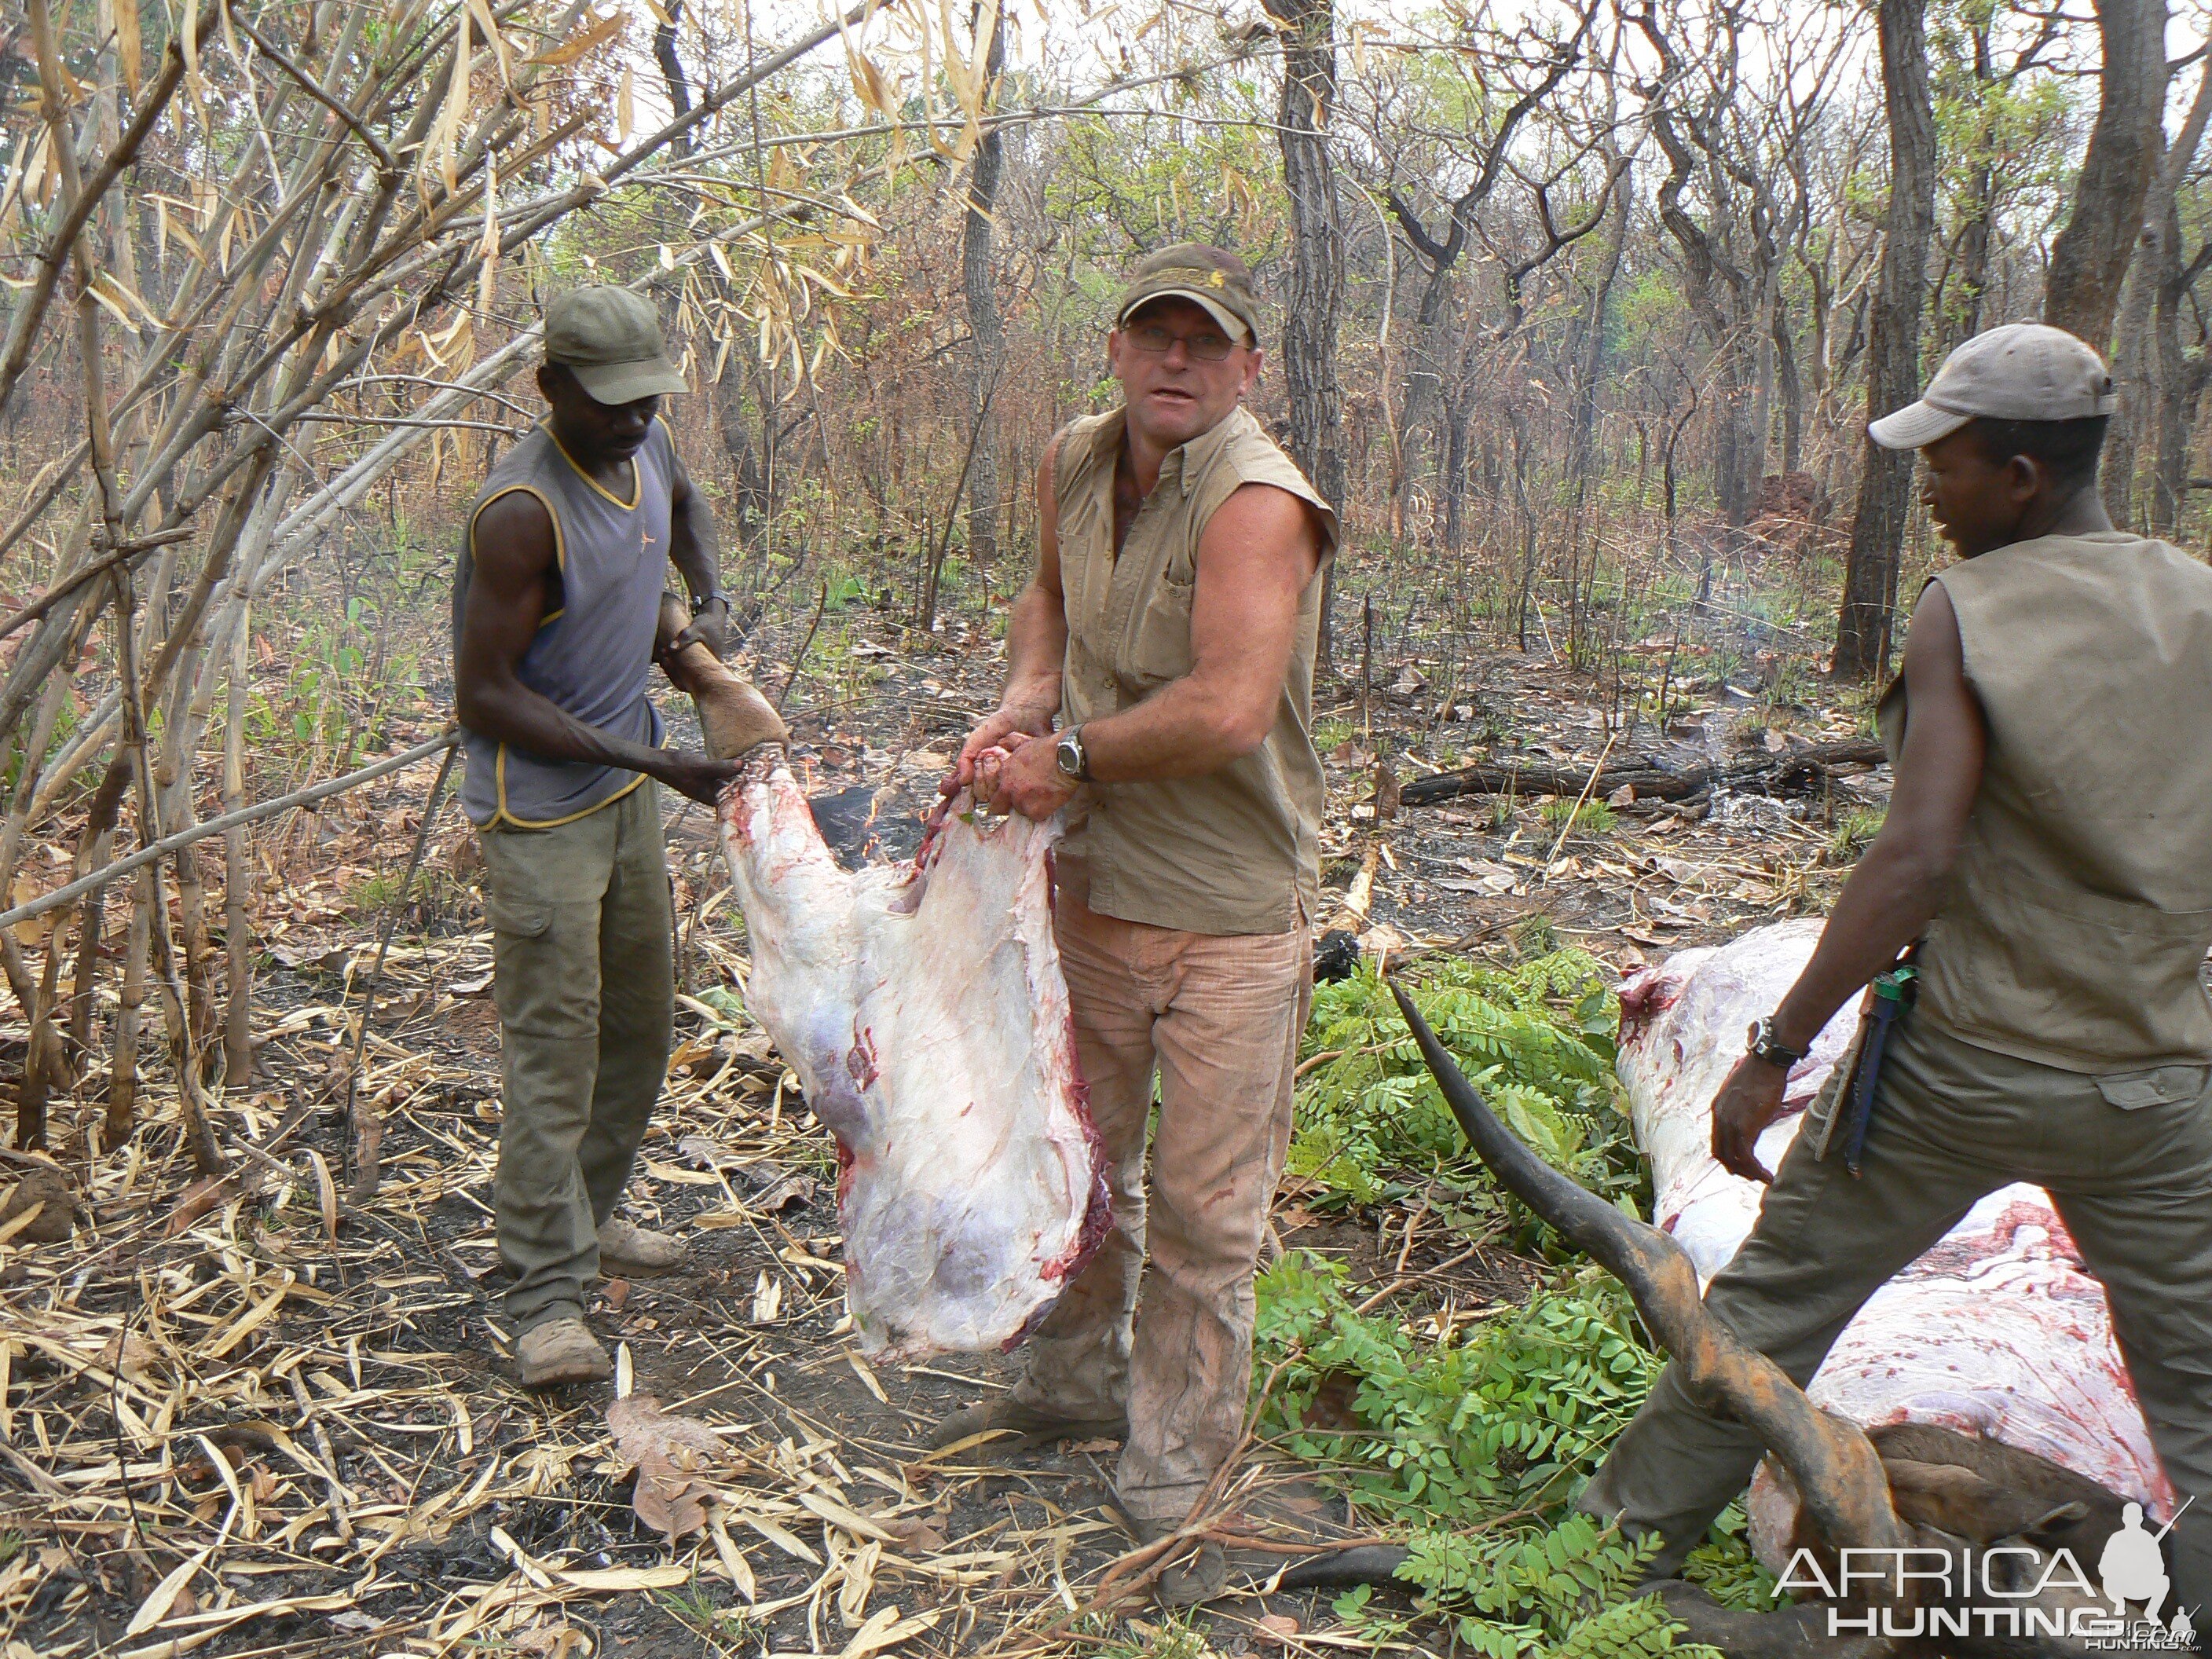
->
<box><xmin>1011</xmin><ymin>890</ymin><xmax>1313</xmax><ymax>1527</ymax></box>
<box><xmin>1577</xmin><ymin>1009</ymin><xmax>2212</xmax><ymax>1626</ymax></box>
<box><xmin>478</xmin><ymin>783</ymin><xmax>675</xmax><ymax>1335</ymax></box>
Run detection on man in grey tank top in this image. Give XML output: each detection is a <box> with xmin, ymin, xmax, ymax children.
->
<box><xmin>1577</xmin><ymin>325</ymin><xmax>2212</xmax><ymax>1635</ymax></box>
<box><xmin>454</xmin><ymin>287</ymin><xmax>754</xmax><ymax>1389</ymax></box>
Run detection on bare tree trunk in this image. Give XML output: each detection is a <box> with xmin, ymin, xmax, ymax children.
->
<box><xmin>1569</xmin><ymin>167</ymin><xmax>1631</xmax><ymax>496</ymax></box>
<box><xmin>654</xmin><ymin>0</ymin><xmax>694</xmax><ymax>159</ymax></box>
<box><xmin>2108</xmin><ymin>257</ymin><xmax>2159</xmax><ymax>522</ymax></box>
<box><xmin>1262</xmin><ymin>0</ymin><xmax>1347</xmax><ymax>664</ymax></box>
<box><xmin>1774</xmin><ymin>293</ymin><xmax>1803</xmax><ymax>477</ymax></box>
<box><xmin>2044</xmin><ymin>0</ymin><xmax>2167</xmax><ymax>352</ymax></box>
<box><xmin>222</xmin><ymin>614</ymin><xmax>253</xmax><ymax>1089</ymax></box>
<box><xmin>2151</xmin><ymin>203</ymin><xmax>2211</xmax><ymax>537</ymax></box>
<box><xmin>1950</xmin><ymin>159</ymin><xmax>1994</xmax><ymax>348</ymax></box>
<box><xmin>104</xmin><ymin>866</ymin><xmax>150</xmax><ymax>1152</ymax></box>
<box><xmin>2109</xmin><ymin>58</ymin><xmax>2212</xmax><ymax>523</ymax></box>
<box><xmin>1835</xmin><ymin>0</ymin><xmax>1936</xmax><ymax>682</ymax></box>
<box><xmin>712</xmin><ymin>361</ymin><xmax>771</xmax><ymax>548</ymax></box>
<box><xmin>961</xmin><ymin>0</ymin><xmax>1006</xmax><ymax>569</ymax></box>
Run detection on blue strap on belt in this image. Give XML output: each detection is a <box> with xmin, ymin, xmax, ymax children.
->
<box><xmin>1840</xmin><ymin>965</ymin><xmax>1917</xmax><ymax>1176</ymax></box>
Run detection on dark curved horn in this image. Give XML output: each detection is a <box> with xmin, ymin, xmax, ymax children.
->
<box><xmin>1390</xmin><ymin>983</ymin><xmax>1910</xmax><ymax>1559</ymax></box>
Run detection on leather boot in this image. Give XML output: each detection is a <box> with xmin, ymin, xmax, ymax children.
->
<box><xmin>515</xmin><ymin>1317</ymin><xmax>613</xmax><ymax>1389</ymax></box>
<box><xmin>599</xmin><ymin>1216</ymin><xmax>686</xmax><ymax>1277</ymax></box>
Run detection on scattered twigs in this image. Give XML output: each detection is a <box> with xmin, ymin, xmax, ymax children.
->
<box><xmin>994</xmin><ymin>1356</ymin><xmax>1300</xmax><ymax>1655</ymax></box>
<box><xmin>0</xmin><ymin>732</ymin><xmax>461</xmax><ymax>936</ymax></box>
<box><xmin>778</xmin><ymin>580</ymin><xmax>831</xmax><ymax>714</ymax></box>
<box><xmin>0</xmin><ymin>2</ymin><xmax>216</xmax><ymax>419</ymax></box>
<box><xmin>0</xmin><ymin>529</ymin><xmax>196</xmax><ymax>647</ymax></box>
<box><xmin>1350</xmin><ymin>1242</ymin><xmax>1486</xmax><ymax>1315</ymax></box>
<box><xmin>343</xmin><ymin>741</ymin><xmax>460</xmax><ymax>1202</ymax></box>
<box><xmin>1540</xmin><ymin>726</ymin><xmax>1620</xmax><ymax>873</ymax></box>
<box><xmin>230</xmin><ymin>13</ymin><xmax>399</xmax><ymax>178</ymax></box>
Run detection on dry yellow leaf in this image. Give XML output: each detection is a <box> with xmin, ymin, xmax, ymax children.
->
<box><xmin>527</xmin><ymin>8</ymin><xmax>625</xmax><ymax>66</ymax></box>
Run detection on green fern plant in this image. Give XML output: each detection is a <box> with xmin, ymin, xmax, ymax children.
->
<box><xmin>1290</xmin><ymin>951</ymin><xmax>1646</xmax><ymax>1249</ymax></box>
<box><xmin>1258</xmin><ymin>1254</ymin><xmax>1661</xmax><ymax>1520</ymax></box>
<box><xmin>1549</xmin><ymin>1594</ymin><xmax>1727</xmax><ymax>1659</ymax></box>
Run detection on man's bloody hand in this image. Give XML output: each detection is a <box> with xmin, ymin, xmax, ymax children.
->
<box><xmin>972</xmin><ymin>732</ymin><xmax>1077</xmax><ymax>822</ymax></box>
<box><xmin>1710</xmin><ymin>1055</ymin><xmax>1791</xmax><ymax>1185</ymax></box>
<box><xmin>656</xmin><ymin>749</ymin><xmax>741</xmax><ymax>806</ymax></box>
<box><xmin>952</xmin><ymin>702</ymin><xmax>1057</xmax><ymax>791</ymax></box>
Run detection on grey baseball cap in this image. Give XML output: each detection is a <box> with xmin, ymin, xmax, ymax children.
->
<box><xmin>544</xmin><ymin>287</ymin><xmax>687</xmax><ymax>405</ymax></box>
<box><xmin>1869</xmin><ymin>322</ymin><xmax>2116</xmax><ymax>450</ymax></box>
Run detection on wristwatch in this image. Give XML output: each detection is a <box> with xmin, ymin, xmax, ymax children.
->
<box><xmin>690</xmin><ymin>588</ymin><xmax>729</xmax><ymax>615</ymax></box>
<box><xmin>1054</xmin><ymin>727</ymin><xmax>1091</xmax><ymax>782</ymax></box>
<box><xmin>1745</xmin><ymin>1017</ymin><xmax>1806</xmax><ymax>1069</ymax></box>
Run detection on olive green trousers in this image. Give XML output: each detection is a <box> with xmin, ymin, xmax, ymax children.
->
<box><xmin>478</xmin><ymin>783</ymin><xmax>674</xmax><ymax>1335</ymax></box>
<box><xmin>1577</xmin><ymin>1011</ymin><xmax>2212</xmax><ymax>1628</ymax></box>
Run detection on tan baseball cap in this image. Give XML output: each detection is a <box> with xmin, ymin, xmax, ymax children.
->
<box><xmin>544</xmin><ymin>287</ymin><xmax>688</xmax><ymax>405</ymax></box>
<box><xmin>1869</xmin><ymin>322</ymin><xmax>2115</xmax><ymax>450</ymax></box>
<box><xmin>1115</xmin><ymin>244</ymin><xmax>1262</xmax><ymax>345</ymax></box>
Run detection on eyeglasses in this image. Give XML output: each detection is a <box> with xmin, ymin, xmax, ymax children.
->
<box><xmin>1123</xmin><ymin>323</ymin><xmax>1240</xmax><ymax>362</ymax></box>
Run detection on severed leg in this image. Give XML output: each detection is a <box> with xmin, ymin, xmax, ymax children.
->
<box><xmin>654</xmin><ymin>592</ymin><xmax>789</xmax><ymax>761</ymax></box>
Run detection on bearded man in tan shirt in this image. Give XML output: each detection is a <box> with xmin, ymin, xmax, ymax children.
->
<box><xmin>936</xmin><ymin>244</ymin><xmax>1339</xmax><ymax>1606</ymax></box>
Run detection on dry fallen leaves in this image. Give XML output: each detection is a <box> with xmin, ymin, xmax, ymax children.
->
<box><xmin>607</xmin><ymin>1393</ymin><xmax>738</xmax><ymax>1543</ymax></box>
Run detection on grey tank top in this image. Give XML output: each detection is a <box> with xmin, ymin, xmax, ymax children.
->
<box><xmin>452</xmin><ymin>419</ymin><xmax>674</xmax><ymax>828</ymax></box>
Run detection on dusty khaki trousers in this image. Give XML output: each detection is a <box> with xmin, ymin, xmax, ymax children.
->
<box><xmin>1012</xmin><ymin>891</ymin><xmax>1313</xmax><ymax>1525</ymax></box>
<box><xmin>478</xmin><ymin>784</ymin><xmax>675</xmax><ymax>1335</ymax></box>
<box><xmin>1577</xmin><ymin>1009</ymin><xmax>2212</xmax><ymax>1624</ymax></box>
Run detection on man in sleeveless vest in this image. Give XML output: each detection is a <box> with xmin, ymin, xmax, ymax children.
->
<box><xmin>1577</xmin><ymin>324</ymin><xmax>2212</xmax><ymax>1632</ymax></box>
<box><xmin>933</xmin><ymin>244</ymin><xmax>1339</xmax><ymax>1605</ymax></box>
<box><xmin>453</xmin><ymin>287</ymin><xmax>778</xmax><ymax>1388</ymax></box>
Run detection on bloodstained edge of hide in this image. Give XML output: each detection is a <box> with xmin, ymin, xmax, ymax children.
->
<box><xmin>1034</xmin><ymin>843</ymin><xmax>1114</xmax><ymax>1295</ymax></box>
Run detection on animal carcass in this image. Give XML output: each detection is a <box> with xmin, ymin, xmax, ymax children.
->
<box><xmin>656</xmin><ymin>620</ymin><xmax>1108</xmax><ymax>1360</ymax></box>
<box><xmin>1618</xmin><ymin>918</ymin><xmax>2174</xmax><ymax>1565</ymax></box>
<box><xmin>1389</xmin><ymin>925</ymin><xmax>2174</xmax><ymax>1654</ymax></box>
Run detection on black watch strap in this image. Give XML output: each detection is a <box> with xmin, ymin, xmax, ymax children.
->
<box><xmin>690</xmin><ymin>589</ymin><xmax>728</xmax><ymax>615</ymax></box>
<box><xmin>1746</xmin><ymin>1018</ymin><xmax>1806</xmax><ymax>1068</ymax></box>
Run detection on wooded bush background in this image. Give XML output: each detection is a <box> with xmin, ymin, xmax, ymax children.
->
<box><xmin>0</xmin><ymin>0</ymin><xmax>2204</xmax><ymax>1161</ymax></box>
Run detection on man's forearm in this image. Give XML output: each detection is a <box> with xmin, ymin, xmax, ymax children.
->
<box><xmin>1771</xmin><ymin>841</ymin><xmax>1952</xmax><ymax>1051</ymax></box>
<box><xmin>670</xmin><ymin>496</ymin><xmax>722</xmax><ymax>602</ymax></box>
<box><xmin>460</xmin><ymin>679</ymin><xmax>671</xmax><ymax>779</ymax></box>
<box><xmin>1080</xmin><ymin>673</ymin><xmax>1266</xmax><ymax>782</ymax></box>
<box><xmin>998</xmin><ymin>582</ymin><xmax>1067</xmax><ymax>720</ymax></box>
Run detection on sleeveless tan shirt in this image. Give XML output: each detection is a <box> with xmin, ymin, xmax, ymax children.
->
<box><xmin>1878</xmin><ymin>532</ymin><xmax>2212</xmax><ymax>1071</ymax></box>
<box><xmin>1053</xmin><ymin>405</ymin><xmax>1339</xmax><ymax>936</ymax></box>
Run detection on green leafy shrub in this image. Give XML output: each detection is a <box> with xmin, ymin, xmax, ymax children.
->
<box><xmin>1272</xmin><ymin>954</ymin><xmax>1778</xmax><ymax>1654</ymax></box>
<box><xmin>1679</xmin><ymin>1502</ymin><xmax>1780</xmax><ymax>1610</ymax></box>
<box><xmin>1547</xmin><ymin>1591</ymin><xmax>1726</xmax><ymax>1659</ymax></box>
<box><xmin>1289</xmin><ymin>951</ymin><xmax>1643</xmax><ymax>1246</ymax></box>
<box><xmin>1256</xmin><ymin>1255</ymin><xmax>1763</xmax><ymax>1655</ymax></box>
<box><xmin>1257</xmin><ymin>1253</ymin><xmax>1659</xmax><ymax>1520</ymax></box>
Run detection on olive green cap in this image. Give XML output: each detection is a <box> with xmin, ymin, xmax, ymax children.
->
<box><xmin>1115</xmin><ymin>244</ymin><xmax>1262</xmax><ymax>345</ymax></box>
<box><xmin>544</xmin><ymin>286</ymin><xmax>687</xmax><ymax>405</ymax></box>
